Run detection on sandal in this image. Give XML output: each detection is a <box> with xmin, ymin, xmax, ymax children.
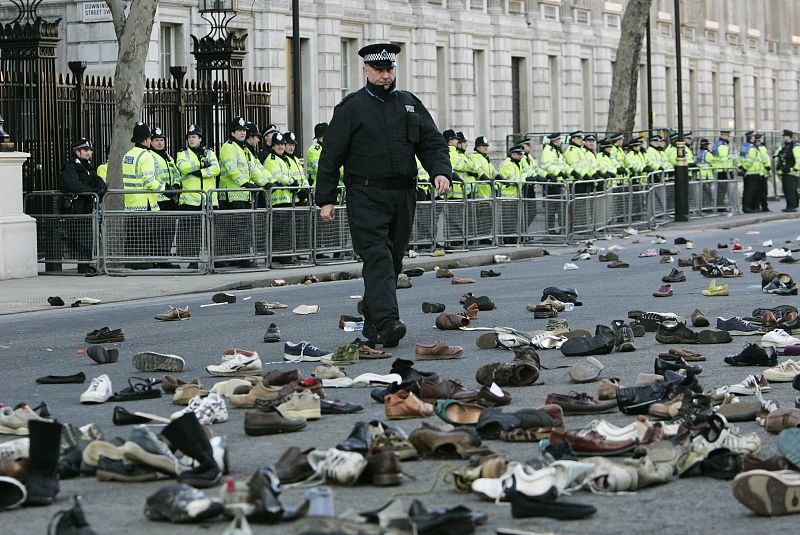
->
<box><xmin>357</xmin><ymin>344</ymin><xmax>391</xmax><ymax>359</ymax></box>
<box><xmin>109</xmin><ymin>377</ymin><xmax>163</xmax><ymax>402</ymax></box>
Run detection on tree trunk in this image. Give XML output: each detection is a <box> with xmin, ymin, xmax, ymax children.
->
<box><xmin>607</xmin><ymin>0</ymin><xmax>652</xmax><ymax>135</ymax></box>
<box><xmin>104</xmin><ymin>0</ymin><xmax>158</xmax><ymax>199</ymax></box>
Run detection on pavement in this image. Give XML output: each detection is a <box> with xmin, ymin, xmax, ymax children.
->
<box><xmin>0</xmin><ymin>198</ymin><xmax>799</xmax><ymax>533</ymax></box>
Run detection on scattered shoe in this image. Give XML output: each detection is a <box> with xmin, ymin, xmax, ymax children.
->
<box><xmin>80</xmin><ymin>375</ymin><xmax>112</xmax><ymax>404</ymax></box>
<box><xmin>283</xmin><ymin>341</ymin><xmax>333</xmax><ymax>362</ymax></box>
<box><xmin>133</xmin><ymin>352</ymin><xmax>185</xmax><ymax>372</ymax></box>
<box><xmin>415</xmin><ymin>341</ymin><xmax>463</xmax><ymax>360</ymax></box>
<box><xmin>421</xmin><ymin>302</ymin><xmax>446</xmax><ymax>313</ymax></box>
<box><xmin>480</xmin><ymin>270</ymin><xmax>501</xmax><ymax>277</ymax></box>
<box><xmin>207</xmin><ymin>349</ymin><xmax>262</xmax><ymax>376</ymax></box>
<box><xmin>212</xmin><ymin>293</ymin><xmax>236</xmax><ymax>304</ymax></box>
<box><xmin>84</xmin><ymin>327</ymin><xmax>124</xmax><ymax>344</ymax></box>
<box><xmin>716</xmin><ymin>317</ymin><xmax>760</xmax><ymax>336</ymax></box>
<box><xmin>154</xmin><ymin>306</ymin><xmax>190</xmax><ymax>321</ymax></box>
<box><xmin>691</xmin><ymin>309</ymin><xmax>710</xmax><ymax>327</ymax></box>
<box><xmin>662</xmin><ymin>268</ymin><xmax>686</xmax><ymax>283</ymax></box>
<box><xmin>47</xmin><ymin>296</ymin><xmax>64</xmax><ymax>307</ymax></box>
<box><xmin>724</xmin><ymin>344</ymin><xmax>778</xmax><ymax>366</ymax></box>
<box><xmin>653</xmin><ymin>284</ymin><xmax>673</xmax><ymax>297</ymax></box>
<box><xmin>702</xmin><ymin>279</ymin><xmax>729</xmax><ymax>296</ymax></box>
<box><xmin>293</xmin><ymin>305</ymin><xmax>320</xmax><ymax>315</ymax></box>
<box><xmin>263</xmin><ymin>323</ymin><xmax>281</xmax><ymax>343</ymax></box>
<box><xmin>86</xmin><ymin>345</ymin><xmax>119</xmax><ymax>364</ymax></box>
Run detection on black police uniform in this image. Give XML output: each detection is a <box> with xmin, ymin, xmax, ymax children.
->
<box><xmin>316</xmin><ymin>49</ymin><xmax>450</xmax><ymax>347</ymax></box>
<box><xmin>58</xmin><ymin>142</ymin><xmax>107</xmax><ymax>272</ymax></box>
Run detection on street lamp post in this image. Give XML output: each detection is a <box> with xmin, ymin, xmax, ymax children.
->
<box><xmin>673</xmin><ymin>0</ymin><xmax>689</xmax><ymax>222</ymax></box>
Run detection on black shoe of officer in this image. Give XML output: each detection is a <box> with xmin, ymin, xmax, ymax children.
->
<box><xmin>378</xmin><ymin>320</ymin><xmax>406</xmax><ymax>348</ymax></box>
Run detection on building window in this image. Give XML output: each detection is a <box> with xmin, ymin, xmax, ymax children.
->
<box><xmin>657</xmin><ymin>22</ymin><xmax>671</xmax><ymax>36</ymax></box>
<box><xmin>160</xmin><ymin>24</ymin><xmax>175</xmax><ymax>79</ymax></box>
<box><xmin>507</xmin><ymin>0</ymin><xmax>525</xmax><ymax>14</ymax></box>
<box><xmin>469</xmin><ymin>0</ymin><xmax>485</xmax><ymax>10</ymax></box>
<box><xmin>574</xmin><ymin>8</ymin><xmax>590</xmax><ymax>25</ymax></box>
<box><xmin>767</xmin><ymin>41</ymin><xmax>777</xmax><ymax>53</ymax></box>
<box><xmin>340</xmin><ymin>38</ymin><xmax>357</xmax><ymax>99</ymax></box>
<box><xmin>726</xmin><ymin>33</ymin><xmax>739</xmax><ymax>46</ymax></box>
<box><xmin>705</xmin><ymin>29</ymin><xmax>717</xmax><ymax>43</ymax></box>
<box><xmin>747</xmin><ymin>37</ymin><xmax>759</xmax><ymax>49</ymax></box>
<box><xmin>604</xmin><ymin>13</ymin><xmax>620</xmax><ymax>28</ymax></box>
<box><xmin>541</xmin><ymin>4</ymin><xmax>559</xmax><ymax>21</ymax></box>
<box><xmin>681</xmin><ymin>26</ymin><xmax>695</xmax><ymax>40</ymax></box>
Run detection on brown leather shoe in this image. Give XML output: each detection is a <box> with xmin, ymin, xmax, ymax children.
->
<box><xmin>548</xmin><ymin>428</ymin><xmax>636</xmax><ymax>456</ymax></box>
<box><xmin>451</xmin><ymin>277</ymin><xmax>476</xmax><ymax>285</ymax></box>
<box><xmin>544</xmin><ymin>392</ymin><xmax>617</xmax><ymax>414</ymax></box>
<box><xmin>408</xmin><ymin>426</ymin><xmax>484</xmax><ymax>459</ymax></box>
<box><xmin>243</xmin><ymin>407</ymin><xmax>307</xmax><ymax>436</ymax></box>
<box><xmin>742</xmin><ymin>452</ymin><xmax>797</xmax><ymax>472</ymax></box>
<box><xmin>263</xmin><ymin>369</ymin><xmax>301</xmax><ymax>386</ymax></box>
<box><xmin>477</xmin><ymin>385</ymin><xmax>512</xmax><ymax>407</ymax></box>
<box><xmin>692</xmin><ymin>255</ymin><xmax>710</xmax><ymax>271</ymax></box>
<box><xmin>384</xmin><ymin>391</ymin><xmax>434</xmax><ymax>419</ymax></box>
<box><xmin>691</xmin><ymin>309</ymin><xmax>710</xmax><ymax>327</ymax></box>
<box><xmin>653</xmin><ymin>284</ymin><xmax>673</xmax><ymax>297</ymax></box>
<box><xmin>435</xmin><ymin>268</ymin><xmax>454</xmax><ymax>278</ymax></box>
<box><xmin>779</xmin><ymin>311</ymin><xmax>799</xmax><ymax>325</ymax></box>
<box><xmin>538</xmin><ymin>404</ymin><xmax>564</xmax><ymax>427</ymax></box>
<box><xmin>419</xmin><ymin>379</ymin><xmax>480</xmax><ymax>402</ymax></box>
<box><xmin>533</xmin><ymin>304</ymin><xmax>558</xmax><ymax>319</ymax></box>
<box><xmin>415</xmin><ymin>341</ymin><xmax>463</xmax><ymax>360</ymax></box>
<box><xmin>475</xmin><ymin>362</ymin><xmax>539</xmax><ymax>387</ymax></box>
<box><xmin>366</xmin><ymin>450</ymin><xmax>402</xmax><ymax>486</ymax></box>
<box><xmin>764</xmin><ymin>408</ymin><xmax>800</xmax><ymax>434</ymax></box>
<box><xmin>274</xmin><ymin>446</ymin><xmax>313</xmax><ymax>484</ymax></box>
<box><xmin>435</xmin><ymin>313</ymin><xmax>470</xmax><ymax>330</ymax></box>
<box><xmin>660</xmin><ymin>348</ymin><xmax>706</xmax><ymax>362</ymax></box>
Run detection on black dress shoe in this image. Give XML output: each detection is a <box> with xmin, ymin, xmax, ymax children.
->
<box><xmin>390</xmin><ymin>358</ymin><xmax>439</xmax><ymax>383</ymax></box>
<box><xmin>723</xmin><ymin>343</ymin><xmax>778</xmax><ymax>366</ymax></box>
<box><xmin>510</xmin><ymin>488</ymin><xmax>596</xmax><ymax>520</ymax></box>
<box><xmin>212</xmin><ymin>292</ymin><xmax>236</xmax><ymax>304</ymax></box>
<box><xmin>376</xmin><ymin>320</ymin><xmax>406</xmax><ymax>348</ymax></box>
<box><xmin>47</xmin><ymin>296</ymin><xmax>64</xmax><ymax>306</ymax></box>
<box><xmin>559</xmin><ymin>325</ymin><xmax>615</xmax><ymax>357</ymax></box>
<box><xmin>403</xmin><ymin>268</ymin><xmax>425</xmax><ymax>277</ymax></box>
<box><xmin>36</xmin><ymin>372</ymin><xmax>86</xmax><ymax>384</ymax></box>
<box><xmin>421</xmin><ymin>302</ymin><xmax>446</xmax><ymax>313</ymax></box>
<box><xmin>112</xmin><ymin>406</ymin><xmax>155</xmax><ymax>425</ymax></box>
<box><xmin>255</xmin><ymin>301</ymin><xmax>275</xmax><ymax>315</ymax></box>
<box><xmin>662</xmin><ymin>268</ymin><xmax>687</xmax><ymax>283</ymax></box>
<box><xmin>654</xmin><ymin>356</ymin><xmax>702</xmax><ymax>376</ymax></box>
<box><xmin>480</xmin><ymin>269</ymin><xmax>501</xmax><ymax>277</ymax></box>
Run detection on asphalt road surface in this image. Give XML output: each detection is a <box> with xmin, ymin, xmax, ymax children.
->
<box><xmin>2</xmin><ymin>217</ymin><xmax>800</xmax><ymax>534</ymax></box>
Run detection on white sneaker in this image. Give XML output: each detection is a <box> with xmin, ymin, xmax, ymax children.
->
<box><xmin>472</xmin><ymin>460</ymin><xmax>593</xmax><ymax>501</ymax></box>
<box><xmin>563</xmin><ymin>262</ymin><xmax>579</xmax><ymax>271</ymax></box>
<box><xmin>766</xmin><ymin>248</ymin><xmax>790</xmax><ymax>258</ymax></box>
<box><xmin>763</xmin><ymin>360</ymin><xmax>800</xmax><ymax>382</ymax></box>
<box><xmin>727</xmin><ymin>375</ymin><xmax>761</xmax><ymax>396</ymax></box>
<box><xmin>607</xmin><ymin>245</ymin><xmax>625</xmax><ymax>252</ymax></box>
<box><xmin>763</xmin><ymin>240</ymin><xmax>773</xmax><ymax>247</ymax></box>
<box><xmin>208</xmin><ymin>351</ymin><xmax>263</xmax><ymax>376</ymax></box>
<box><xmin>0</xmin><ymin>438</ymin><xmax>29</xmax><ymax>459</ymax></box>
<box><xmin>581</xmin><ymin>419</ymin><xmax>638</xmax><ymax>442</ymax></box>
<box><xmin>80</xmin><ymin>375</ymin><xmax>113</xmax><ymax>404</ymax></box>
<box><xmin>686</xmin><ymin>241</ymin><xmax>695</xmax><ymax>249</ymax></box>
<box><xmin>171</xmin><ymin>392</ymin><xmax>228</xmax><ymax>425</ymax></box>
<box><xmin>761</xmin><ymin>330</ymin><xmax>800</xmax><ymax>348</ymax></box>
<box><xmin>651</xmin><ymin>236</ymin><xmax>667</xmax><ymax>244</ymax></box>
<box><xmin>308</xmin><ymin>448</ymin><xmax>367</xmax><ymax>485</ymax></box>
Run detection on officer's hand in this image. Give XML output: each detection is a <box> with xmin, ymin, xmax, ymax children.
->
<box><xmin>433</xmin><ymin>175</ymin><xmax>450</xmax><ymax>196</ymax></box>
<box><xmin>320</xmin><ymin>204</ymin><xmax>335</xmax><ymax>223</ymax></box>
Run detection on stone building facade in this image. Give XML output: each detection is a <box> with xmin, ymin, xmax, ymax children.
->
<box><xmin>5</xmin><ymin>0</ymin><xmax>800</xmax><ymax>152</ymax></box>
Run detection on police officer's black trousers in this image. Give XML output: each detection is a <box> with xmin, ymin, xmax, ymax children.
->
<box><xmin>782</xmin><ymin>174</ymin><xmax>799</xmax><ymax>210</ymax></box>
<box><xmin>742</xmin><ymin>174</ymin><xmax>760</xmax><ymax>212</ymax></box>
<box><xmin>346</xmin><ymin>185</ymin><xmax>415</xmax><ymax>332</ymax></box>
<box><xmin>757</xmin><ymin>177</ymin><xmax>769</xmax><ymax>211</ymax></box>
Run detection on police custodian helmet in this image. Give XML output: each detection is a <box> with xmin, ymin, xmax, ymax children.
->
<box><xmin>131</xmin><ymin>122</ymin><xmax>151</xmax><ymax>143</ymax></box>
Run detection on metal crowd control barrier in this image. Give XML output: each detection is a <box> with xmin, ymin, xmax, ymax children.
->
<box><xmin>208</xmin><ymin>188</ymin><xmax>269</xmax><ymax>272</ymax></box>
<box><xmin>101</xmin><ymin>189</ymin><xmax>210</xmax><ymax>275</ymax></box>
<box><xmin>24</xmin><ymin>191</ymin><xmax>101</xmax><ymax>273</ymax></box>
<box><xmin>465</xmin><ymin>181</ymin><xmax>495</xmax><ymax>249</ymax></box>
<box><xmin>268</xmin><ymin>186</ymin><xmax>314</xmax><ymax>267</ymax></box>
<box><xmin>519</xmin><ymin>180</ymin><xmax>570</xmax><ymax>244</ymax></box>
<box><xmin>435</xmin><ymin>190</ymin><xmax>469</xmax><ymax>251</ymax></box>
<box><xmin>409</xmin><ymin>190</ymin><xmax>435</xmax><ymax>250</ymax></box>
<box><xmin>493</xmin><ymin>180</ymin><xmax>522</xmax><ymax>245</ymax></box>
<box><xmin>314</xmin><ymin>186</ymin><xmax>355</xmax><ymax>264</ymax></box>
<box><xmin>569</xmin><ymin>179</ymin><xmax>602</xmax><ymax>239</ymax></box>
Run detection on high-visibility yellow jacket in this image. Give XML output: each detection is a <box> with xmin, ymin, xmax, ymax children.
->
<box><xmin>263</xmin><ymin>153</ymin><xmax>293</xmax><ymax>206</ymax></box>
<box><xmin>218</xmin><ymin>139</ymin><xmax>253</xmax><ymax>202</ymax></box>
<box><xmin>305</xmin><ymin>142</ymin><xmax>322</xmax><ymax>186</ymax></box>
<box><xmin>624</xmin><ymin>150</ymin><xmax>649</xmax><ymax>184</ymax></box>
<box><xmin>707</xmin><ymin>140</ymin><xmax>734</xmax><ymax>169</ymax></box>
<box><xmin>122</xmin><ymin>146</ymin><xmax>162</xmax><ymax>211</ymax></box>
<box><xmin>285</xmin><ymin>155</ymin><xmax>307</xmax><ymax>203</ymax></box>
<box><xmin>176</xmin><ymin>146</ymin><xmax>220</xmax><ymax>207</ymax></box>
<box><xmin>540</xmin><ymin>144</ymin><xmax>571</xmax><ymax>179</ymax></box>
<box><xmin>416</xmin><ymin>156</ymin><xmax>431</xmax><ymax>196</ymax></box>
<box><xmin>470</xmin><ymin>152</ymin><xmax>496</xmax><ymax>198</ymax></box>
<box><xmin>596</xmin><ymin>152</ymin><xmax>619</xmax><ymax>186</ymax></box>
<box><xmin>497</xmin><ymin>157</ymin><xmax>524</xmax><ymax>197</ymax></box>
<box><xmin>448</xmin><ymin>145</ymin><xmax>479</xmax><ymax>199</ymax></box>
<box><xmin>564</xmin><ymin>144</ymin><xmax>592</xmax><ymax>178</ymax></box>
<box><xmin>151</xmin><ymin>150</ymin><xmax>182</xmax><ymax>203</ymax></box>
<box><xmin>96</xmin><ymin>162</ymin><xmax>107</xmax><ymax>179</ymax></box>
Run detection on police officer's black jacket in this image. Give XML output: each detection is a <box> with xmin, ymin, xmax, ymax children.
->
<box><xmin>315</xmin><ymin>80</ymin><xmax>451</xmax><ymax>206</ymax></box>
<box><xmin>59</xmin><ymin>156</ymin><xmax>106</xmax><ymax>196</ymax></box>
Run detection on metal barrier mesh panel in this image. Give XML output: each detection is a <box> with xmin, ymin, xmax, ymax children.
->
<box><xmin>36</xmin><ymin>216</ymin><xmax>96</xmax><ymax>263</ymax></box>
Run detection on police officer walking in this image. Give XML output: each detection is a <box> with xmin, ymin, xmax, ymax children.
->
<box><xmin>316</xmin><ymin>43</ymin><xmax>451</xmax><ymax>348</ymax></box>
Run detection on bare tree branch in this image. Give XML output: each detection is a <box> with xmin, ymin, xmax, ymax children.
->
<box><xmin>607</xmin><ymin>0</ymin><xmax>653</xmax><ymax>135</ymax></box>
<box><xmin>104</xmin><ymin>0</ymin><xmax>127</xmax><ymax>39</ymax></box>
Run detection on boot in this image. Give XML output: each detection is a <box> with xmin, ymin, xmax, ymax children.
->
<box><xmin>25</xmin><ymin>420</ymin><xmax>62</xmax><ymax>506</ymax></box>
<box><xmin>161</xmin><ymin>413</ymin><xmax>221</xmax><ymax>488</ymax></box>
<box><xmin>46</xmin><ymin>495</ymin><xmax>96</xmax><ymax>534</ymax></box>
